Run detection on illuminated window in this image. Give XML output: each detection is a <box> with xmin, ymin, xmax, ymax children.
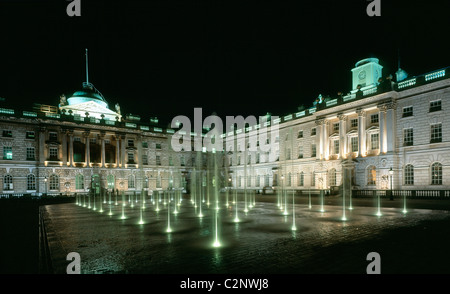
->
<box><xmin>404</xmin><ymin>165</ymin><xmax>414</xmax><ymax>185</ymax></box>
<box><xmin>329</xmin><ymin>168</ymin><xmax>336</xmax><ymax>186</ymax></box>
<box><xmin>351</xmin><ymin>137</ymin><xmax>358</xmax><ymax>152</ymax></box>
<box><xmin>3</xmin><ymin>146</ymin><xmax>12</xmax><ymax>160</ymax></box>
<box><xmin>3</xmin><ymin>174</ymin><xmax>12</xmax><ymax>190</ymax></box>
<box><xmin>430</xmin><ymin>123</ymin><xmax>442</xmax><ymax>143</ymax></box>
<box><xmin>370</xmin><ymin>114</ymin><xmax>379</xmax><ymax>124</ymax></box>
<box><xmin>333</xmin><ymin>140</ymin><xmax>339</xmax><ymax>155</ymax></box>
<box><xmin>371</xmin><ymin>133</ymin><xmax>379</xmax><ymax>150</ymax></box>
<box><xmin>26</xmin><ymin>131</ymin><xmax>35</xmax><ymax>139</ymax></box>
<box><xmin>49</xmin><ymin>174</ymin><xmax>59</xmax><ymax>190</ymax></box>
<box><xmin>75</xmin><ymin>174</ymin><xmax>84</xmax><ymax>190</ymax></box>
<box><xmin>367</xmin><ymin>166</ymin><xmax>376</xmax><ymax>185</ymax></box>
<box><xmin>431</xmin><ymin>162</ymin><xmax>442</xmax><ymax>185</ymax></box>
<box><xmin>107</xmin><ymin>174</ymin><xmax>115</xmax><ymax>189</ymax></box>
<box><xmin>27</xmin><ymin>174</ymin><xmax>36</xmax><ymax>190</ymax></box>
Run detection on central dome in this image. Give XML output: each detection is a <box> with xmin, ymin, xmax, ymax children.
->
<box><xmin>67</xmin><ymin>82</ymin><xmax>108</xmax><ymax>109</ymax></box>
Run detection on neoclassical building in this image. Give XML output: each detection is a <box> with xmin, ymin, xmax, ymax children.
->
<box><xmin>1</xmin><ymin>57</ymin><xmax>450</xmax><ymax>196</ymax></box>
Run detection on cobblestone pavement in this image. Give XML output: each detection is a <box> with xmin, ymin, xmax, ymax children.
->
<box><xmin>43</xmin><ymin>194</ymin><xmax>450</xmax><ymax>275</ymax></box>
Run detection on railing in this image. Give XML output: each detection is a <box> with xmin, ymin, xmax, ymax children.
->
<box><xmin>353</xmin><ymin>189</ymin><xmax>450</xmax><ymax>199</ymax></box>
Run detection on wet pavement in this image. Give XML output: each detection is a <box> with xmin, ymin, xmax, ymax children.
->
<box><xmin>42</xmin><ymin>194</ymin><xmax>450</xmax><ymax>274</ymax></box>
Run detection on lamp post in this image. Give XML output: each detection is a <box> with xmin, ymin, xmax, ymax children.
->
<box><xmin>389</xmin><ymin>167</ymin><xmax>394</xmax><ymax>200</ymax></box>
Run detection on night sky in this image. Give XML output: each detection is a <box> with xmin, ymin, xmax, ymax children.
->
<box><xmin>1</xmin><ymin>0</ymin><xmax>450</xmax><ymax>126</ymax></box>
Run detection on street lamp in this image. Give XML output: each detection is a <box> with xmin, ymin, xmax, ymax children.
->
<box><xmin>389</xmin><ymin>167</ymin><xmax>394</xmax><ymax>200</ymax></box>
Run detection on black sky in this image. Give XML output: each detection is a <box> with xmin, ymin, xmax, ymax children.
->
<box><xmin>1</xmin><ymin>0</ymin><xmax>450</xmax><ymax>126</ymax></box>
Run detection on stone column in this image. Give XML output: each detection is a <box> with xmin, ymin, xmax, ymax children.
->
<box><xmin>315</xmin><ymin>118</ymin><xmax>324</xmax><ymax>160</ymax></box>
<box><xmin>386</xmin><ymin>100</ymin><xmax>397</xmax><ymax>153</ymax></box>
<box><xmin>115</xmin><ymin>134</ymin><xmax>120</xmax><ymax>167</ymax></box>
<box><xmin>61</xmin><ymin>129</ymin><xmax>67</xmax><ymax>166</ymax></box>
<box><xmin>338</xmin><ymin>113</ymin><xmax>347</xmax><ymax>158</ymax></box>
<box><xmin>68</xmin><ymin>130</ymin><xmax>74</xmax><ymax>166</ymax></box>
<box><xmin>83</xmin><ymin>130</ymin><xmax>90</xmax><ymax>167</ymax></box>
<box><xmin>323</xmin><ymin>120</ymin><xmax>329</xmax><ymax>160</ymax></box>
<box><xmin>356</xmin><ymin>108</ymin><xmax>366</xmax><ymax>157</ymax></box>
<box><xmin>120</xmin><ymin>134</ymin><xmax>126</xmax><ymax>167</ymax></box>
<box><xmin>378</xmin><ymin>105</ymin><xmax>387</xmax><ymax>154</ymax></box>
<box><xmin>100</xmin><ymin>131</ymin><xmax>106</xmax><ymax>167</ymax></box>
<box><xmin>39</xmin><ymin>127</ymin><xmax>46</xmax><ymax>165</ymax></box>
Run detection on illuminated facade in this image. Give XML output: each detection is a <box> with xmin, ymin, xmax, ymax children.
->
<box><xmin>1</xmin><ymin>57</ymin><xmax>450</xmax><ymax>196</ymax></box>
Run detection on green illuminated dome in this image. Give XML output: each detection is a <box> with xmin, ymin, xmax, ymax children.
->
<box><xmin>67</xmin><ymin>82</ymin><xmax>109</xmax><ymax>109</ymax></box>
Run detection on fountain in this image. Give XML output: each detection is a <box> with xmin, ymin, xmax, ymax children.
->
<box><xmin>120</xmin><ymin>190</ymin><xmax>126</xmax><ymax>219</ymax></box>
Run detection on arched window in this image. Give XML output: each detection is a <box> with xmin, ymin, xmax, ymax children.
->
<box><xmin>404</xmin><ymin>165</ymin><xmax>414</xmax><ymax>185</ymax></box>
<box><xmin>431</xmin><ymin>162</ymin><xmax>442</xmax><ymax>185</ymax></box>
<box><xmin>329</xmin><ymin>168</ymin><xmax>336</xmax><ymax>186</ymax></box>
<box><xmin>3</xmin><ymin>174</ymin><xmax>13</xmax><ymax>190</ymax></box>
<box><xmin>75</xmin><ymin>174</ymin><xmax>84</xmax><ymax>190</ymax></box>
<box><xmin>107</xmin><ymin>174</ymin><xmax>115</xmax><ymax>189</ymax></box>
<box><xmin>49</xmin><ymin>174</ymin><xmax>59</xmax><ymax>190</ymax></box>
<box><xmin>128</xmin><ymin>174</ymin><xmax>135</xmax><ymax>189</ymax></box>
<box><xmin>27</xmin><ymin>174</ymin><xmax>36</xmax><ymax>190</ymax></box>
<box><xmin>367</xmin><ymin>166</ymin><xmax>376</xmax><ymax>186</ymax></box>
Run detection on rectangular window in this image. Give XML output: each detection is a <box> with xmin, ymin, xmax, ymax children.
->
<box><xmin>311</xmin><ymin>144</ymin><xmax>316</xmax><ymax>157</ymax></box>
<box><xmin>2</xmin><ymin>130</ymin><xmax>12</xmax><ymax>137</ymax></box>
<box><xmin>3</xmin><ymin>146</ymin><xmax>12</xmax><ymax>160</ymax></box>
<box><xmin>27</xmin><ymin>175</ymin><xmax>36</xmax><ymax>190</ymax></box>
<box><xmin>351</xmin><ymin>137</ymin><xmax>358</xmax><ymax>152</ymax></box>
<box><xmin>128</xmin><ymin>152</ymin><xmax>134</xmax><ymax>163</ymax></box>
<box><xmin>298</xmin><ymin>173</ymin><xmax>304</xmax><ymax>186</ymax></box>
<box><xmin>350</xmin><ymin>119</ymin><xmax>358</xmax><ymax>128</ymax></box>
<box><xmin>104</xmin><ymin>139</ymin><xmax>110</xmax><ymax>144</ymax></box>
<box><xmin>298</xmin><ymin>146</ymin><xmax>303</xmax><ymax>159</ymax></box>
<box><xmin>370</xmin><ymin>114</ymin><xmax>379</xmax><ymax>124</ymax></box>
<box><xmin>238</xmin><ymin>155</ymin><xmax>241</xmax><ymax>165</ymax></box>
<box><xmin>256</xmin><ymin>175</ymin><xmax>260</xmax><ymax>187</ymax></box>
<box><xmin>429</xmin><ymin>100</ymin><xmax>442</xmax><ymax>112</ymax></box>
<box><xmin>128</xmin><ymin>139</ymin><xmax>134</xmax><ymax>147</ymax></box>
<box><xmin>142</xmin><ymin>141</ymin><xmax>148</xmax><ymax>148</ymax></box>
<box><xmin>371</xmin><ymin>133</ymin><xmax>379</xmax><ymax>150</ymax></box>
<box><xmin>247</xmin><ymin>154</ymin><xmax>251</xmax><ymax>164</ymax></box>
<box><xmin>169</xmin><ymin>156</ymin><xmax>173</xmax><ymax>166</ymax></box>
<box><xmin>26</xmin><ymin>147</ymin><xmax>35</xmax><ymax>160</ymax></box>
<box><xmin>333</xmin><ymin>123</ymin><xmax>339</xmax><ymax>132</ymax></box>
<box><xmin>180</xmin><ymin>156</ymin><xmax>185</xmax><ymax>166</ymax></box>
<box><xmin>156</xmin><ymin>155</ymin><xmax>161</xmax><ymax>165</ymax></box>
<box><xmin>333</xmin><ymin>140</ymin><xmax>339</xmax><ymax>155</ymax></box>
<box><xmin>403</xmin><ymin>128</ymin><xmax>414</xmax><ymax>146</ymax></box>
<box><xmin>49</xmin><ymin>132</ymin><xmax>58</xmax><ymax>141</ymax></box>
<box><xmin>156</xmin><ymin>143</ymin><xmax>162</xmax><ymax>149</ymax></box>
<box><xmin>256</xmin><ymin>152</ymin><xmax>260</xmax><ymax>163</ymax></box>
<box><xmin>49</xmin><ymin>147</ymin><xmax>58</xmax><ymax>159</ymax></box>
<box><xmin>26</xmin><ymin>131</ymin><xmax>35</xmax><ymax>139</ymax></box>
<box><xmin>431</xmin><ymin>123</ymin><xmax>442</xmax><ymax>143</ymax></box>
<box><xmin>311</xmin><ymin>128</ymin><xmax>316</xmax><ymax>136</ymax></box>
<box><xmin>286</xmin><ymin>149</ymin><xmax>291</xmax><ymax>160</ymax></box>
<box><xmin>74</xmin><ymin>137</ymin><xmax>81</xmax><ymax>142</ymax></box>
<box><xmin>142</xmin><ymin>154</ymin><xmax>148</xmax><ymax>165</ymax></box>
<box><xmin>402</xmin><ymin>106</ymin><xmax>413</xmax><ymax>117</ymax></box>
<box><xmin>89</xmin><ymin>138</ymin><xmax>97</xmax><ymax>144</ymax></box>
<box><xmin>298</xmin><ymin>130</ymin><xmax>303</xmax><ymax>138</ymax></box>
